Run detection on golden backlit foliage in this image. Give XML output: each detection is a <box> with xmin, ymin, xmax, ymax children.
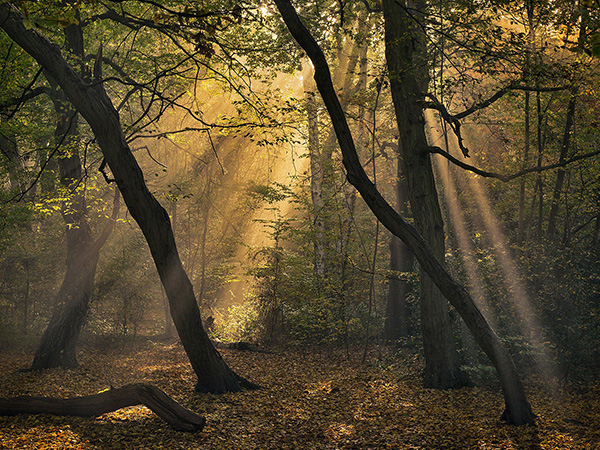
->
<box><xmin>0</xmin><ymin>340</ymin><xmax>598</xmax><ymax>449</ymax></box>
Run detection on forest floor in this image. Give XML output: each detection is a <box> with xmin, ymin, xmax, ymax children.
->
<box><xmin>0</xmin><ymin>338</ymin><xmax>598</xmax><ymax>449</ymax></box>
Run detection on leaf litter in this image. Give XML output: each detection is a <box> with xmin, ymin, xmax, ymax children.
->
<box><xmin>0</xmin><ymin>340</ymin><xmax>598</xmax><ymax>449</ymax></box>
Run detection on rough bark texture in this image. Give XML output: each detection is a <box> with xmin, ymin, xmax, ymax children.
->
<box><xmin>0</xmin><ymin>383</ymin><xmax>205</xmax><ymax>432</ymax></box>
<box><xmin>274</xmin><ymin>0</ymin><xmax>534</xmax><ymax>425</ymax></box>
<box><xmin>382</xmin><ymin>0</ymin><xmax>467</xmax><ymax>388</ymax></box>
<box><xmin>0</xmin><ymin>5</ymin><xmax>251</xmax><ymax>393</ymax></box>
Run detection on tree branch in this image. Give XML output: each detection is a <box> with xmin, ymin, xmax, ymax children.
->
<box><xmin>428</xmin><ymin>145</ymin><xmax>600</xmax><ymax>182</ymax></box>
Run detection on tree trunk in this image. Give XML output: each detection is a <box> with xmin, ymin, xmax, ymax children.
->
<box><xmin>0</xmin><ymin>383</ymin><xmax>205</xmax><ymax>432</ymax></box>
<box><xmin>382</xmin><ymin>0</ymin><xmax>467</xmax><ymax>389</ymax></box>
<box><xmin>32</xmin><ymin>247</ymin><xmax>99</xmax><ymax>369</ymax></box>
<box><xmin>385</xmin><ymin>161</ymin><xmax>414</xmax><ymax>341</ymax></box>
<box><xmin>517</xmin><ymin>3</ymin><xmax>536</xmax><ymax>244</ymax></box>
<box><xmin>534</xmin><ymin>90</ymin><xmax>546</xmax><ymax>241</ymax></box>
<box><xmin>303</xmin><ymin>62</ymin><xmax>327</xmax><ymax>282</ymax></box>
<box><xmin>273</xmin><ymin>0</ymin><xmax>534</xmax><ymax>424</ymax></box>
<box><xmin>0</xmin><ymin>126</ymin><xmax>25</xmax><ymax>193</ymax></box>
<box><xmin>547</xmin><ymin>92</ymin><xmax>577</xmax><ymax>240</ymax></box>
<box><xmin>0</xmin><ymin>5</ymin><xmax>253</xmax><ymax>393</ymax></box>
<box><xmin>32</xmin><ymin>20</ymin><xmax>100</xmax><ymax>370</ymax></box>
<box><xmin>517</xmin><ymin>90</ymin><xmax>531</xmax><ymax>243</ymax></box>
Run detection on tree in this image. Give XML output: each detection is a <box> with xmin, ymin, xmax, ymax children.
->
<box><xmin>31</xmin><ymin>13</ymin><xmax>116</xmax><ymax>369</ymax></box>
<box><xmin>0</xmin><ymin>3</ymin><xmax>253</xmax><ymax>394</ymax></box>
<box><xmin>273</xmin><ymin>0</ymin><xmax>535</xmax><ymax>425</ymax></box>
<box><xmin>381</xmin><ymin>0</ymin><xmax>468</xmax><ymax>388</ymax></box>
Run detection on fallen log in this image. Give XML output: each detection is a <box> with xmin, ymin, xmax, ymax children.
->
<box><xmin>0</xmin><ymin>383</ymin><xmax>205</xmax><ymax>432</ymax></box>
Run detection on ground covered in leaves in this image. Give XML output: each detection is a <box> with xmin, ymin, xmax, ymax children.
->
<box><xmin>0</xmin><ymin>339</ymin><xmax>598</xmax><ymax>449</ymax></box>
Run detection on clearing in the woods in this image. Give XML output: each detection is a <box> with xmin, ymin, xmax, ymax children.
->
<box><xmin>0</xmin><ymin>340</ymin><xmax>598</xmax><ymax>449</ymax></box>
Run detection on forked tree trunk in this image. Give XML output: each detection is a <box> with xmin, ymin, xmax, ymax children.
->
<box><xmin>0</xmin><ymin>383</ymin><xmax>205</xmax><ymax>432</ymax></box>
<box><xmin>274</xmin><ymin>0</ymin><xmax>535</xmax><ymax>425</ymax></box>
<box><xmin>0</xmin><ymin>5</ymin><xmax>253</xmax><ymax>394</ymax></box>
<box><xmin>382</xmin><ymin>0</ymin><xmax>467</xmax><ymax>389</ymax></box>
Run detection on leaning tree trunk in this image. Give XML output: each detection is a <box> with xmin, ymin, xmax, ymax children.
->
<box><xmin>0</xmin><ymin>4</ymin><xmax>252</xmax><ymax>394</ymax></box>
<box><xmin>382</xmin><ymin>0</ymin><xmax>467</xmax><ymax>389</ymax></box>
<box><xmin>273</xmin><ymin>0</ymin><xmax>534</xmax><ymax>425</ymax></box>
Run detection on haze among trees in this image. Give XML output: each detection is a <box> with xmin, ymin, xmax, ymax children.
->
<box><xmin>0</xmin><ymin>0</ymin><xmax>599</xmax><ymax>448</ymax></box>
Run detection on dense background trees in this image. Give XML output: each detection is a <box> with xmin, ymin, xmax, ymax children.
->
<box><xmin>0</xmin><ymin>0</ymin><xmax>599</xmax><ymax>426</ymax></box>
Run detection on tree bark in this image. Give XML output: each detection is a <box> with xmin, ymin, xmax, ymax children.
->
<box><xmin>273</xmin><ymin>0</ymin><xmax>534</xmax><ymax>425</ymax></box>
<box><xmin>0</xmin><ymin>383</ymin><xmax>205</xmax><ymax>432</ymax></box>
<box><xmin>302</xmin><ymin>62</ymin><xmax>326</xmax><ymax>281</ymax></box>
<box><xmin>382</xmin><ymin>0</ymin><xmax>467</xmax><ymax>389</ymax></box>
<box><xmin>0</xmin><ymin>4</ymin><xmax>252</xmax><ymax>393</ymax></box>
<box><xmin>517</xmin><ymin>90</ymin><xmax>531</xmax><ymax>243</ymax></box>
<box><xmin>517</xmin><ymin>3</ymin><xmax>535</xmax><ymax>244</ymax></box>
<box><xmin>32</xmin><ymin>19</ymin><xmax>95</xmax><ymax>369</ymax></box>
<box><xmin>385</xmin><ymin>160</ymin><xmax>414</xmax><ymax>340</ymax></box>
<box><xmin>547</xmin><ymin>92</ymin><xmax>577</xmax><ymax>240</ymax></box>
<box><xmin>32</xmin><ymin>190</ymin><xmax>120</xmax><ymax>369</ymax></box>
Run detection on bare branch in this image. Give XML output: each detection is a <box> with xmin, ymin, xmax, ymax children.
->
<box><xmin>428</xmin><ymin>145</ymin><xmax>600</xmax><ymax>182</ymax></box>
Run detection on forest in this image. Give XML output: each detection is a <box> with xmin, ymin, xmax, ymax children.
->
<box><xmin>0</xmin><ymin>0</ymin><xmax>599</xmax><ymax>448</ymax></box>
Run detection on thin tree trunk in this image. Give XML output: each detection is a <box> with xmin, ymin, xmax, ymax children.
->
<box><xmin>517</xmin><ymin>2</ymin><xmax>536</xmax><ymax>243</ymax></box>
<box><xmin>0</xmin><ymin>5</ymin><xmax>254</xmax><ymax>393</ymax></box>
<box><xmin>517</xmin><ymin>91</ymin><xmax>531</xmax><ymax>243</ymax></box>
<box><xmin>198</xmin><ymin>204</ymin><xmax>210</xmax><ymax>305</ymax></box>
<box><xmin>385</xmin><ymin>161</ymin><xmax>414</xmax><ymax>340</ymax></box>
<box><xmin>535</xmin><ymin>90</ymin><xmax>546</xmax><ymax>241</ymax></box>
<box><xmin>303</xmin><ymin>62</ymin><xmax>326</xmax><ymax>282</ymax></box>
<box><xmin>547</xmin><ymin>92</ymin><xmax>577</xmax><ymax>240</ymax></box>
<box><xmin>273</xmin><ymin>0</ymin><xmax>534</xmax><ymax>424</ymax></box>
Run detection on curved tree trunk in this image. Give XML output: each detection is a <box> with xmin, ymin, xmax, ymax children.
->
<box><xmin>273</xmin><ymin>0</ymin><xmax>534</xmax><ymax>425</ymax></box>
<box><xmin>0</xmin><ymin>5</ymin><xmax>253</xmax><ymax>394</ymax></box>
<box><xmin>0</xmin><ymin>383</ymin><xmax>205</xmax><ymax>432</ymax></box>
<box><xmin>31</xmin><ymin>96</ymin><xmax>95</xmax><ymax>369</ymax></box>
